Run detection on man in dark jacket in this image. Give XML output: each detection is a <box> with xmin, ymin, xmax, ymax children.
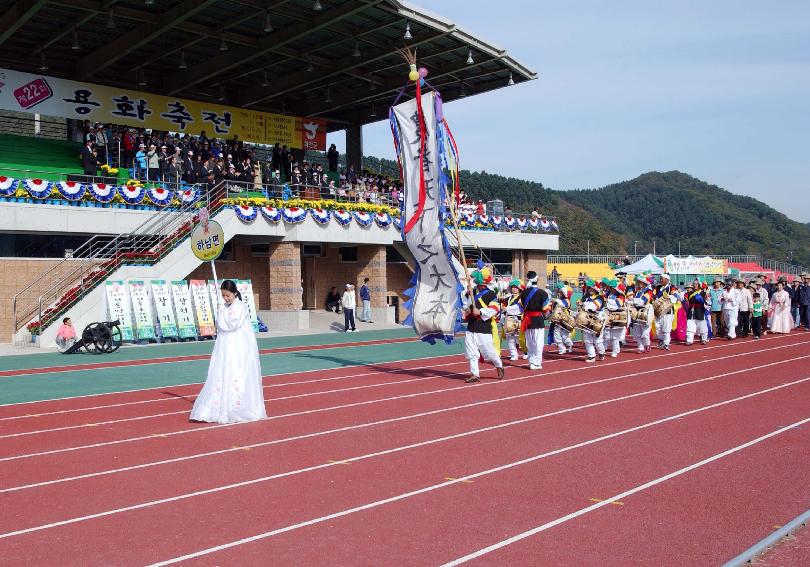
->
<box><xmin>797</xmin><ymin>273</ymin><xmax>810</xmax><ymax>331</ymax></box>
<box><xmin>182</xmin><ymin>150</ymin><xmax>195</xmax><ymax>184</ymax></box>
<box><xmin>327</xmin><ymin>144</ymin><xmax>339</xmax><ymax>171</ymax></box>
<box><xmin>81</xmin><ymin>142</ymin><xmax>98</xmax><ymax>176</ymax></box>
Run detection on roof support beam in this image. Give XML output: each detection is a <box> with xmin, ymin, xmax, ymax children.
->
<box><xmin>237</xmin><ymin>28</ymin><xmax>449</xmax><ymax>107</ymax></box>
<box><xmin>0</xmin><ymin>0</ymin><xmax>46</xmax><ymax>47</ymax></box>
<box><xmin>162</xmin><ymin>0</ymin><xmax>383</xmax><ymax>96</ymax></box>
<box><xmin>75</xmin><ymin>0</ymin><xmax>218</xmax><ymax>80</ymax></box>
<box><xmin>293</xmin><ymin>55</ymin><xmax>496</xmax><ymax>117</ymax></box>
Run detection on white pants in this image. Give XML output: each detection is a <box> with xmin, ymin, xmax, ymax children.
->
<box><xmin>360</xmin><ymin>299</ymin><xmax>372</xmax><ymax>321</ymax></box>
<box><xmin>686</xmin><ymin>319</ymin><xmax>708</xmax><ymax>344</ymax></box>
<box><xmin>56</xmin><ymin>336</ymin><xmax>76</xmax><ymax>353</ymax></box>
<box><xmin>606</xmin><ymin>325</ymin><xmax>624</xmax><ymax>355</ymax></box>
<box><xmin>554</xmin><ymin>325</ymin><xmax>574</xmax><ymax>353</ymax></box>
<box><xmin>656</xmin><ymin>312</ymin><xmax>673</xmax><ymax>346</ymax></box>
<box><xmin>465</xmin><ymin>331</ymin><xmax>503</xmax><ymax>377</ymax></box>
<box><xmin>632</xmin><ymin>321</ymin><xmax>652</xmax><ymax>351</ymax></box>
<box><xmin>506</xmin><ymin>333</ymin><xmax>520</xmax><ymax>359</ymax></box>
<box><xmin>525</xmin><ymin>327</ymin><xmax>544</xmax><ymax>368</ymax></box>
<box><xmin>723</xmin><ymin>309</ymin><xmax>738</xmax><ymax>339</ymax></box>
<box><xmin>584</xmin><ymin>328</ymin><xmax>605</xmax><ymax>359</ymax></box>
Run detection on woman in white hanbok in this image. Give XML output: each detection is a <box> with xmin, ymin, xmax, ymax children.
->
<box><xmin>190</xmin><ymin>280</ymin><xmax>267</xmax><ymax>423</ymax></box>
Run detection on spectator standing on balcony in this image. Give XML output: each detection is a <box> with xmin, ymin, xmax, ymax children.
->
<box><xmin>281</xmin><ymin>145</ymin><xmax>291</xmax><ymax>180</ymax></box>
<box><xmin>359</xmin><ymin>278</ymin><xmax>373</xmax><ymax>323</ymax></box>
<box><xmin>165</xmin><ymin>157</ymin><xmax>181</xmax><ymax>186</ymax></box>
<box><xmin>182</xmin><ymin>150</ymin><xmax>195</xmax><ymax>184</ymax></box>
<box><xmin>271</xmin><ymin>143</ymin><xmax>281</xmax><ymax>172</ymax></box>
<box><xmin>327</xmin><ymin>144</ymin><xmax>339</xmax><ymax>172</ymax></box>
<box><xmin>95</xmin><ymin>124</ymin><xmax>108</xmax><ymax>164</ymax></box>
<box><xmin>146</xmin><ymin>144</ymin><xmax>159</xmax><ymax>181</ymax></box>
<box><xmin>135</xmin><ymin>144</ymin><xmax>147</xmax><ymax>179</ymax></box>
<box><xmin>81</xmin><ymin>140</ymin><xmax>98</xmax><ymax>177</ymax></box>
<box><xmin>475</xmin><ymin>200</ymin><xmax>485</xmax><ymax>215</ymax></box>
<box><xmin>122</xmin><ymin>129</ymin><xmax>135</xmax><ymax>168</ymax></box>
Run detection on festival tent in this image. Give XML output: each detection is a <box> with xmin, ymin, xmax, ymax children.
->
<box><xmin>617</xmin><ymin>254</ymin><xmax>665</xmax><ymax>275</ymax></box>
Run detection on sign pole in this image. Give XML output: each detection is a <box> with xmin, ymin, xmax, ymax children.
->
<box><xmin>210</xmin><ymin>260</ymin><xmax>222</xmax><ymax>310</ymax></box>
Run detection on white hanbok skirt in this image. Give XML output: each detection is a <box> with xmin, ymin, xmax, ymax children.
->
<box><xmin>190</xmin><ymin>299</ymin><xmax>267</xmax><ymax>423</ymax></box>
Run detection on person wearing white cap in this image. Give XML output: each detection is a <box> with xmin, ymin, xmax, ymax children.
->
<box><xmin>341</xmin><ymin>284</ymin><xmax>357</xmax><ymax>332</ymax></box>
<box><xmin>653</xmin><ymin>273</ymin><xmax>678</xmax><ymax>350</ymax></box>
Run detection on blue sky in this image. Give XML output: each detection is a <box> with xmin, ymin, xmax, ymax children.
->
<box><xmin>329</xmin><ymin>1</ymin><xmax>810</xmax><ymax>222</ymax></box>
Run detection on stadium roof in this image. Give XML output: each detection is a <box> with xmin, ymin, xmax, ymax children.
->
<box><xmin>0</xmin><ymin>0</ymin><xmax>536</xmax><ymax>131</ymax></box>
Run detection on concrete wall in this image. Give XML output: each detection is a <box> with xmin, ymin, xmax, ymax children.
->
<box><xmin>0</xmin><ymin>258</ymin><xmax>65</xmax><ymax>341</ymax></box>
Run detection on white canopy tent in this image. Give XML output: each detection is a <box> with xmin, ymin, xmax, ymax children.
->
<box><xmin>615</xmin><ymin>254</ymin><xmax>665</xmax><ymax>275</ymax></box>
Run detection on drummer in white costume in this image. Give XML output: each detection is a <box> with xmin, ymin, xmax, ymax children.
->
<box><xmin>551</xmin><ymin>283</ymin><xmax>575</xmax><ymax>355</ymax></box>
<box><xmin>603</xmin><ymin>278</ymin><xmax>627</xmax><ymax>358</ymax></box>
<box><xmin>653</xmin><ymin>273</ymin><xmax>679</xmax><ymax>351</ymax></box>
<box><xmin>580</xmin><ymin>279</ymin><xmax>607</xmax><ymax>363</ymax></box>
<box><xmin>631</xmin><ymin>274</ymin><xmax>655</xmax><ymax>353</ymax></box>
<box><xmin>501</xmin><ymin>279</ymin><xmax>524</xmax><ymax>361</ymax></box>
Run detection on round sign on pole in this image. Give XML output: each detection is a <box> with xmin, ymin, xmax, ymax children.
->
<box><xmin>190</xmin><ymin>220</ymin><xmax>225</xmax><ymax>261</ymax></box>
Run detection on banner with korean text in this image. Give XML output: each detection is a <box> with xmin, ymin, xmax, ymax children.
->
<box><xmin>170</xmin><ymin>280</ymin><xmax>198</xmax><ymax>338</ymax></box>
<box><xmin>128</xmin><ymin>280</ymin><xmax>156</xmax><ymax>340</ymax></box>
<box><xmin>150</xmin><ymin>280</ymin><xmax>178</xmax><ymax>338</ymax></box>
<box><xmin>664</xmin><ymin>255</ymin><xmax>727</xmax><ymax>275</ymax></box>
<box><xmin>236</xmin><ymin>279</ymin><xmax>260</xmax><ymax>333</ymax></box>
<box><xmin>104</xmin><ymin>280</ymin><xmax>134</xmax><ymax>341</ymax></box>
<box><xmin>0</xmin><ymin>68</ymin><xmax>325</xmax><ymax>149</ymax></box>
<box><xmin>190</xmin><ymin>279</ymin><xmax>216</xmax><ymax>336</ymax></box>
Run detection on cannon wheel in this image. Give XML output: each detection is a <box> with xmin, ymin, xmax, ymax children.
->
<box><xmin>104</xmin><ymin>323</ymin><xmax>123</xmax><ymax>353</ymax></box>
<box><xmin>81</xmin><ymin>322</ymin><xmax>123</xmax><ymax>354</ymax></box>
<box><xmin>81</xmin><ymin>322</ymin><xmax>104</xmax><ymax>354</ymax></box>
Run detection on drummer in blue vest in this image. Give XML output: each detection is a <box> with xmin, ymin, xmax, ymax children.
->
<box><xmin>519</xmin><ymin>271</ymin><xmax>550</xmax><ymax>370</ymax></box>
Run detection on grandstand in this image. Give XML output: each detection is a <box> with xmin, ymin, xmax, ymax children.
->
<box><xmin>0</xmin><ymin>0</ymin><xmax>554</xmax><ymax>346</ymax></box>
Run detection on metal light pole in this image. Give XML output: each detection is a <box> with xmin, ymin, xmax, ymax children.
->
<box><xmin>633</xmin><ymin>241</ymin><xmax>638</xmax><ymax>257</ymax></box>
<box><xmin>678</xmin><ymin>240</ymin><xmax>681</xmax><ymax>256</ymax></box>
<box><xmin>587</xmin><ymin>240</ymin><xmax>590</xmax><ymax>263</ymax></box>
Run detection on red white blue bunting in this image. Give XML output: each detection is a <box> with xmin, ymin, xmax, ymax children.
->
<box><xmin>55</xmin><ymin>181</ymin><xmax>86</xmax><ymax>201</ymax></box>
<box><xmin>118</xmin><ymin>184</ymin><xmax>144</xmax><ymax>204</ymax></box>
<box><xmin>281</xmin><ymin>206</ymin><xmax>307</xmax><ymax>223</ymax></box>
<box><xmin>528</xmin><ymin>217</ymin><xmax>541</xmax><ymax>230</ymax></box>
<box><xmin>146</xmin><ymin>186</ymin><xmax>173</xmax><ymax>207</ymax></box>
<box><xmin>393</xmin><ymin>215</ymin><xmax>402</xmax><ymax>230</ymax></box>
<box><xmin>309</xmin><ymin>207</ymin><xmax>331</xmax><ymax>225</ymax></box>
<box><xmin>0</xmin><ymin>176</ymin><xmax>20</xmax><ymax>196</ymax></box>
<box><xmin>540</xmin><ymin>218</ymin><xmax>551</xmax><ymax>231</ymax></box>
<box><xmin>374</xmin><ymin>212</ymin><xmax>392</xmax><ymax>227</ymax></box>
<box><xmin>90</xmin><ymin>183</ymin><xmax>117</xmax><ymax>203</ymax></box>
<box><xmin>504</xmin><ymin>215</ymin><xmax>516</xmax><ymax>229</ymax></box>
<box><xmin>23</xmin><ymin>178</ymin><xmax>52</xmax><ymax>199</ymax></box>
<box><xmin>179</xmin><ymin>187</ymin><xmax>200</xmax><ymax>206</ymax></box>
<box><xmin>464</xmin><ymin>213</ymin><xmax>476</xmax><ymax>224</ymax></box>
<box><xmin>551</xmin><ymin>219</ymin><xmax>559</xmax><ymax>231</ymax></box>
<box><xmin>234</xmin><ymin>205</ymin><xmax>257</xmax><ymax>222</ymax></box>
<box><xmin>517</xmin><ymin>217</ymin><xmax>528</xmax><ymax>230</ymax></box>
<box><xmin>333</xmin><ymin>209</ymin><xmax>352</xmax><ymax>226</ymax></box>
<box><xmin>491</xmin><ymin>215</ymin><xmax>503</xmax><ymax>228</ymax></box>
<box><xmin>260</xmin><ymin>206</ymin><xmax>281</xmax><ymax>223</ymax></box>
<box><xmin>353</xmin><ymin>211</ymin><xmax>373</xmax><ymax>227</ymax></box>
<box><xmin>478</xmin><ymin>214</ymin><xmax>490</xmax><ymax>226</ymax></box>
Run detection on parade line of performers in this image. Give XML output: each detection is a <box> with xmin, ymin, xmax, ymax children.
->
<box><xmin>461</xmin><ymin>268</ymin><xmax>801</xmax><ymax>383</ymax></box>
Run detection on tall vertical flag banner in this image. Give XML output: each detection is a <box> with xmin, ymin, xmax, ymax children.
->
<box><xmin>237</xmin><ymin>280</ymin><xmax>260</xmax><ymax>333</ymax></box>
<box><xmin>105</xmin><ymin>280</ymin><xmax>134</xmax><ymax>341</ymax></box>
<box><xmin>128</xmin><ymin>280</ymin><xmax>156</xmax><ymax>340</ymax></box>
<box><xmin>390</xmin><ymin>90</ymin><xmax>463</xmax><ymax>343</ymax></box>
<box><xmin>170</xmin><ymin>280</ymin><xmax>198</xmax><ymax>338</ymax></box>
<box><xmin>150</xmin><ymin>280</ymin><xmax>178</xmax><ymax>338</ymax></box>
<box><xmin>190</xmin><ymin>279</ymin><xmax>216</xmax><ymax>336</ymax></box>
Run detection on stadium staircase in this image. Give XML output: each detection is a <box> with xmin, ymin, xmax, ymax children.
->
<box><xmin>12</xmin><ymin>182</ymin><xmax>237</xmax><ymax>347</ymax></box>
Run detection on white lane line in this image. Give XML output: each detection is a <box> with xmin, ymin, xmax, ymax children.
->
<box><xmin>440</xmin><ymin>417</ymin><xmax>810</xmax><ymax>566</ymax></box>
<box><xmin>0</xmin><ymin>336</ymin><xmax>421</xmax><ymax>380</ymax></box>
<box><xmin>3</xmin><ymin>349</ymin><xmax>807</xmax><ymax>501</ymax></box>
<box><xmin>0</xmin><ymin>355</ymin><xmax>467</xmax><ymax>421</ymax></box>
<box><xmin>3</xmin><ymin>331</ymin><xmax>799</xmax><ymax>411</ymax></box>
<box><xmin>144</xmin><ymin>388</ymin><xmax>810</xmax><ymax>565</ymax></box>
<box><xmin>1</xmin><ymin>338</ymin><xmax>805</xmax><ymax>463</ymax></box>
<box><xmin>0</xmin><ymin>349</ymin><xmax>463</xmax><ymax>408</ymax></box>
<box><xmin>3</xmin><ymin>363</ymin><xmax>807</xmax><ymax>541</ymax></box>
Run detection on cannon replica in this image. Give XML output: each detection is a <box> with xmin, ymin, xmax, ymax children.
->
<box><xmin>63</xmin><ymin>319</ymin><xmax>123</xmax><ymax>354</ymax></box>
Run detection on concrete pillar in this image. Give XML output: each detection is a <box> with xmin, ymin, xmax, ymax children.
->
<box><xmin>345</xmin><ymin>123</ymin><xmax>362</xmax><ymax>172</ymax></box>
<box><xmin>267</xmin><ymin>241</ymin><xmax>302</xmax><ymax>310</ymax></box>
<box><xmin>357</xmin><ymin>245</ymin><xmax>387</xmax><ymax>307</ymax></box>
<box><xmin>525</xmin><ymin>250</ymin><xmax>548</xmax><ymax>288</ymax></box>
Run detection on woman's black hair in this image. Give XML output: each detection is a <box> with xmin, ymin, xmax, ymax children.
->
<box><xmin>220</xmin><ymin>279</ymin><xmax>242</xmax><ymax>301</ymax></box>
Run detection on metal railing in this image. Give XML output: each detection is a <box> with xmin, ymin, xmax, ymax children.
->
<box><xmin>12</xmin><ymin>180</ymin><xmax>227</xmax><ymax>335</ymax></box>
<box><xmin>761</xmin><ymin>259</ymin><xmax>809</xmax><ymax>276</ymax></box>
<box><xmin>547</xmin><ymin>254</ymin><xmax>759</xmax><ymax>264</ymax></box>
<box><xmin>0</xmin><ymin>112</ymin><xmax>68</xmax><ymax>140</ymax></box>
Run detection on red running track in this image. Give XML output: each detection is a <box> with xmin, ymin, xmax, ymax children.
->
<box><xmin>0</xmin><ymin>332</ymin><xmax>808</xmax><ymax>565</ymax></box>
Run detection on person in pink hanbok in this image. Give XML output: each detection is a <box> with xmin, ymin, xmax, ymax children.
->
<box><xmin>190</xmin><ymin>280</ymin><xmax>267</xmax><ymax>424</ymax></box>
<box><xmin>768</xmin><ymin>281</ymin><xmax>794</xmax><ymax>334</ymax></box>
